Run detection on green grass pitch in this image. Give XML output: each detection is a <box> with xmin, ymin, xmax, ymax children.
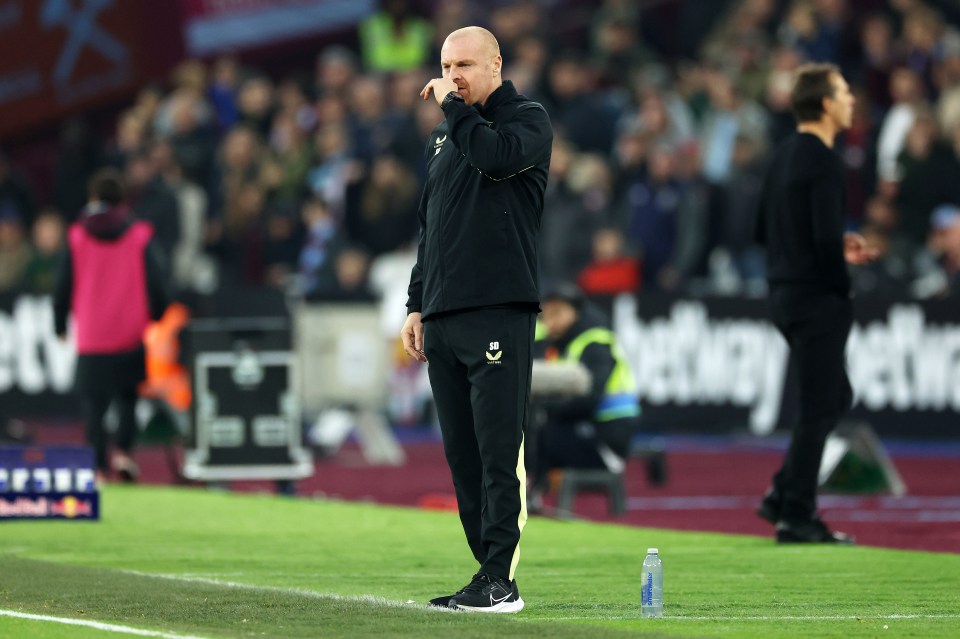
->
<box><xmin>2</xmin><ymin>485</ymin><xmax>958</xmax><ymax>638</ymax></box>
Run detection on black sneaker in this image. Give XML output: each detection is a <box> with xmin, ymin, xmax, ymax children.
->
<box><xmin>429</xmin><ymin>573</ymin><xmax>479</xmax><ymax>608</ymax></box>
<box><xmin>448</xmin><ymin>573</ymin><xmax>524</xmax><ymax>613</ymax></box>
<box><xmin>776</xmin><ymin>516</ymin><xmax>855</xmax><ymax>545</ymax></box>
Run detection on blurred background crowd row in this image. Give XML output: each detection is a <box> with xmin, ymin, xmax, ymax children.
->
<box><xmin>4</xmin><ymin>0</ymin><xmax>960</xmax><ymax>314</ymax></box>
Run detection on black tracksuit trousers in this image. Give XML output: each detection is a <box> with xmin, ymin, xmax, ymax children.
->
<box><xmin>83</xmin><ymin>386</ymin><xmax>139</xmax><ymax>473</ymax></box>
<box><xmin>769</xmin><ymin>287</ymin><xmax>854</xmax><ymax>521</ymax></box>
<box><xmin>423</xmin><ymin>306</ymin><xmax>534</xmax><ymax>582</ymax></box>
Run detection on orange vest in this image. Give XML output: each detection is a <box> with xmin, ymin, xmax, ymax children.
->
<box><xmin>140</xmin><ymin>302</ymin><xmax>191</xmax><ymax>411</ymax></box>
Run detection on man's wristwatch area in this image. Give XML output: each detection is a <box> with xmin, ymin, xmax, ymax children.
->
<box><xmin>441</xmin><ymin>91</ymin><xmax>465</xmax><ymax>110</ymax></box>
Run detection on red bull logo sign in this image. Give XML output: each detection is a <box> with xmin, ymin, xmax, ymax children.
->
<box><xmin>0</xmin><ymin>494</ymin><xmax>98</xmax><ymax>519</ymax></box>
<box><xmin>51</xmin><ymin>496</ymin><xmax>95</xmax><ymax>518</ymax></box>
<box><xmin>0</xmin><ymin>445</ymin><xmax>100</xmax><ymax>520</ymax></box>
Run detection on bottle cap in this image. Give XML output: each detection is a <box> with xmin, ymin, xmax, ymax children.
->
<box><xmin>647</xmin><ymin>548</ymin><xmax>658</xmax><ymax>554</ymax></box>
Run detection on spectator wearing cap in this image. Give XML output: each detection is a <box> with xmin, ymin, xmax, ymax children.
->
<box><xmin>531</xmin><ymin>283</ymin><xmax>640</xmax><ymax>498</ymax></box>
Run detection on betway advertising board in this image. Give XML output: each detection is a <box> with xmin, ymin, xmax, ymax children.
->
<box><xmin>0</xmin><ymin>294</ymin><xmax>78</xmax><ymax>416</ymax></box>
<box><xmin>4</xmin><ymin>292</ymin><xmax>960</xmax><ymax>438</ymax></box>
<box><xmin>613</xmin><ymin>293</ymin><xmax>960</xmax><ymax>438</ymax></box>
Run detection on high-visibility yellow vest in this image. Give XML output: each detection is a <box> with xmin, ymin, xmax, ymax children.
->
<box><xmin>534</xmin><ymin>319</ymin><xmax>548</xmax><ymax>341</ymax></box>
<box><xmin>359</xmin><ymin>14</ymin><xmax>432</xmax><ymax>72</ymax></box>
<box><xmin>564</xmin><ymin>327</ymin><xmax>640</xmax><ymax>422</ymax></box>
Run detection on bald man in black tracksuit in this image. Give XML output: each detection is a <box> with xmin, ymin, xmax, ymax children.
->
<box><xmin>401</xmin><ymin>26</ymin><xmax>552</xmax><ymax>613</ymax></box>
<box><xmin>755</xmin><ymin>63</ymin><xmax>876</xmax><ymax>544</ymax></box>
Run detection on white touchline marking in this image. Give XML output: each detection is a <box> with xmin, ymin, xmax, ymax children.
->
<box><xmin>625</xmin><ymin>495</ymin><xmax>960</xmax><ymax>511</ymax></box>
<box><xmin>671</xmin><ymin>614</ymin><xmax>960</xmax><ymax>621</ymax></box>
<box><xmin>539</xmin><ymin>614</ymin><xmax>960</xmax><ymax>621</ymax></box>
<box><xmin>122</xmin><ymin>571</ymin><xmax>458</xmax><ymax>614</ymax></box>
<box><xmin>0</xmin><ymin>609</ymin><xmax>212</xmax><ymax>639</ymax></box>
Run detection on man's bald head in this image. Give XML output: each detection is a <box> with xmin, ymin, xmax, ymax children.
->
<box><xmin>440</xmin><ymin>26</ymin><xmax>503</xmax><ymax>106</ymax></box>
<box><xmin>444</xmin><ymin>26</ymin><xmax>501</xmax><ymax>59</ymax></box>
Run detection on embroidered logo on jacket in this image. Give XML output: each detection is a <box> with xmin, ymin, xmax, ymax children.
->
<box><xmin>433</xmin><ymin>135</ymin><xmax>446</xmax><ymax>156</ymax></box>
<box><xmin>486</xmin><ymin>341</ymin><xmax>503</xmax><ymax>364</ymax></box>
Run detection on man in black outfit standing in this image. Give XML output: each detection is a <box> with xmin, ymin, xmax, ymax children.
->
<box><xmin>755</xmin><ymin>63</ymin><xmax>877</xmax><ymax>544</ymax></box>
<box><xmin>401</xmin><ymin>26</ymin><xmax>552</xmax><ymax>612</ymax></box>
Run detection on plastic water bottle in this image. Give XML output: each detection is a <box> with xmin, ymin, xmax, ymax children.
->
<box><xmin>641</xmin><ymin>548</ymin><xmax>663</xmax><ymax>618</ymax></box>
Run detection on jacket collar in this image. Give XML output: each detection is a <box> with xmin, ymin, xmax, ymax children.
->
<box><xmin>477</xmin><ymin>80</ymin><xmax>517</xmax><ymax>116</ymax></box>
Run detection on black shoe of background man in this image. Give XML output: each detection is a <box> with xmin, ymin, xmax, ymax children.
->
<box><xmin>429</xmin><ymin>573</ymin><xmax>480</xmax><ymax>608</ymax></box>
<box><xmin>448</xmin><ymin>572</ymin><xmax>524</xmax><ymax>613</ymax></box>
<box><xmin>756</xmin><ymin>489</ymin><xmax>781</xmax><ymax>525</ymax></box>
<box><xmin>776</xmin><ymin>516</ymin><xmax>856</xmax><ymax>544</ymax></box>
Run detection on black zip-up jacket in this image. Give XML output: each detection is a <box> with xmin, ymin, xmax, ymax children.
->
<box><xmin>406</xmin><ymin>81</ymin><xmax>553</xmax><ymax>320</ymax></box>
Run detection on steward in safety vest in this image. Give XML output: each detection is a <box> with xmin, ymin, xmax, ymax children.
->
<box><xmin>532</xmin><ymin>282</ymin><xmax>640</xmax><ymax>485</ymax></box>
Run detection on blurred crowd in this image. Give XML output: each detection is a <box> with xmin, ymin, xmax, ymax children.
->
<box><xmin>3</xmin><ymin>0</ymin><xmax>960</xmax><ymax>307</ymax></box>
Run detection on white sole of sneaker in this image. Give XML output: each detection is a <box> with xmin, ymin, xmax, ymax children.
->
<box><xmin>452</xmin><ymin>597</ymin><xmax>524</xmax><ymax>614</ymax></box>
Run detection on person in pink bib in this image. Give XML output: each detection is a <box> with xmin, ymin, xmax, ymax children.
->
<box><xmin>54</xmin><ymin>168</ymin><xmax>170</xmax><ymax>483</ymax></box>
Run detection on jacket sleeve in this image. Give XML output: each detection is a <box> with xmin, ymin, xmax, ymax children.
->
<box><xmin>145</xmin><ymin>240</ymin><xmax>171</xmax><ymax>321</ymax></box>
<box><xmin>443</xmin><ymin>100</ymin><xmax>553</xmax><ymax>180</ymax></box>
<box><xmin>52</xmin><ymin>245</ymin><xmax>73</xmax><ymax>337</ymax></box>
<box><xmin>405</xmin><ymin>185</ymin><xmax>427</xmax><ymax>313</ymax></box>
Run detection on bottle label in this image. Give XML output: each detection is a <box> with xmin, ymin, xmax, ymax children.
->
<box><xmin>645</xmin><ymin>572</ymin><xmax>652</xmax><ymax>605</ymax></box>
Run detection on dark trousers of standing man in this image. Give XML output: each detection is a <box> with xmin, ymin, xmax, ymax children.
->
<box><xmin>769</xmin><ymin>287</ymin><xmax>854</xmax><ymax>522</ymax></box>
<box><xmin>423</xmin><ymin>306</ymin><xmax>534</xmax><ymax>582</ymax></box>
<box><xmin>83</xmin><ymin>386</ymin><xmax>139</xmax><ymax>473</ymax></box>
